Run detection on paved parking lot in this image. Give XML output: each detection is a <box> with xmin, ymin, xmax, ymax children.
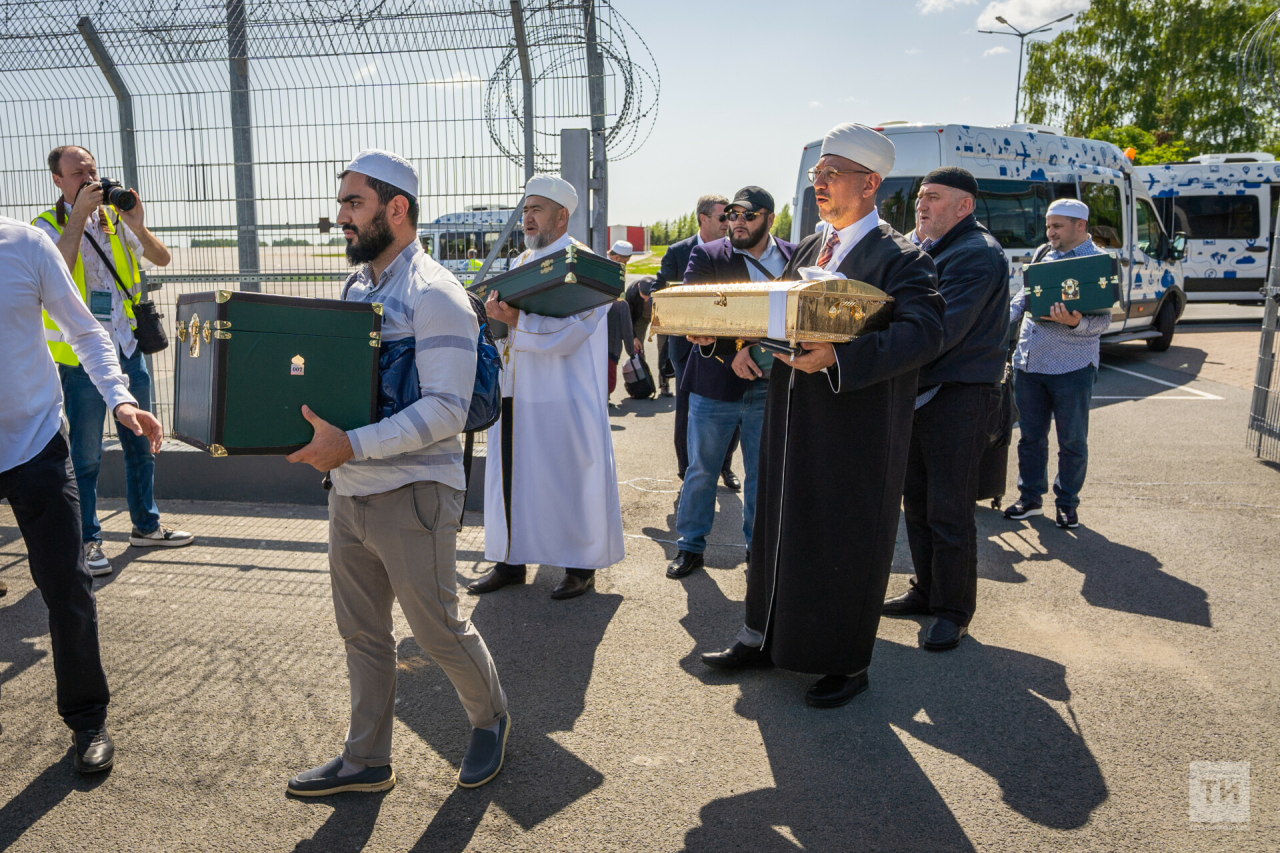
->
<box><xmin>1</xmin><ymin>319</ymin><xmax>1277</xmax><ymax>851</ymax></box>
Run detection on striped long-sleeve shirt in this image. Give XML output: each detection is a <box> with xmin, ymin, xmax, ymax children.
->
<box><xmin>330</xmin><ymin>241</ymin><xmax>478</xmax><ymax>497</ymax></box>
<box><xmin>1010</xmin><ymin>237</ymin><xmax>1113</xmax><ymax>375</ymax></box>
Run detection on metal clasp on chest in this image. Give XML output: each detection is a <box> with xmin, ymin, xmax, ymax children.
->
<box><xmin>1061</xmin><ymin>279</ymin><xmax>1080</xmax><ymax>300</ymax></box>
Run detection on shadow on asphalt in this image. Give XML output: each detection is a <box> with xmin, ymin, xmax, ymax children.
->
<box><xmin>676</xmin><ymin>573</ymin><xmax>1108</xmax><ymax>851</ymax></box>
<box><xmin>393</xmin><ymin>580</ymin><xmax>623</xmax><ymax>852</ymax></box>
<box><xmin>0</xmin><ymin>754</ymin><xmax>110</xmax><ymax>850</ymax></box>
<box><xmin>290</xmin><ymin>792</ymin><xmax>388</xmax><ymax>853</ymax></box>
<box><xmin>981</xmin><ymin>513</ymin><xmax>1211</xmax><ymax>627</ymax></box>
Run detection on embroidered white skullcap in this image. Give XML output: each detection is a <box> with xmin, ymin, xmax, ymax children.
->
<box><xmin>344</xmin><ymin>149</ymin><xmax>418</xmax><ymax>198</ymax></box>
<box><xmin>609</xmin><ymin>240</ymin><xmax>634</xmax><ymax>256</ymax></box>
<box><xmin>819</xmin><ymin>123</ymin><xmax>896</xmax><ymax>178</ymax></box>
<box><xmin>1047</xmin><ymin>198</ymin><xmax>1090</xmax><ymax>220</ymax></box>
<box><xmin>525</xmin><ymin>174</ymin><xmax>578</xmax><ymax>215</ymax></box>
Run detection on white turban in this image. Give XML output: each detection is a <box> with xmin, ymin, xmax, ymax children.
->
<box><xmin>820</xmin><ymin>123</ymin><xmax>895</xmax><ymax>178</ymax></box>
<box><xmin>344</xmin><ymin>149</ymin><xmax>418</xmax><ymax>198</ymax></box>
<box><xmin>1047</xmin><ymin>198</ymin><xmax>1090</xmax><ymax>221</ymax></box>
<box><xmin>525</xmin><ymin>174</ymin><xmax>578</xmax><ymax>215</ymax></box>
<box><xmin>609</xmin><ymin>240</ymin><xmax>634</xmax><ymax>257</ymax></box>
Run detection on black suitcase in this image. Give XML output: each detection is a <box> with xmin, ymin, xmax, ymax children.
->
<box><xmin>977</xmin><ymin>360</ymin><xmax>1019</xmax><ymax>509</ymax></box>
<box><xmin>623</xmin><ymin>353</ymin><xmax>656</xmax><ymax>399</ymax></box>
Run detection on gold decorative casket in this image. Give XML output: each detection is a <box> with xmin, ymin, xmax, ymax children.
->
<box><xmin>650</xmin><ymin>278</ymin><xmax>894</xmax><ymax>346</ymax></box>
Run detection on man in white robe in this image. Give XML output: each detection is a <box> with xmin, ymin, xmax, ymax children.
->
<box><xmin>469</xmin><ymin>175</ymin><xmax>625</xmax><ymax>600</ymax></box>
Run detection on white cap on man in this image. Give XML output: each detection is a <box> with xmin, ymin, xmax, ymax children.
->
<box><xmin>820</xmin><ymin>123</ymin><xmax>896</xmax><ymax>178</ymax></box>
<box><xmin>525</xmin><ymin>174</ymin><xmax>578</xmax><ymax>215</ymax></box>
<box><xmin>1047</xmin><ymin>198</ymin><xmax>1090</xmax><ymax>220</ymax></box>
<box><xmin>344</xmin><ymin>149</ymin><xmax>418</xmax><ymax>198</ymax></box>
<box><xmin>609</xmin><ymin>240</ymin><xmax>634</xmax><ymax>257</ymax></box>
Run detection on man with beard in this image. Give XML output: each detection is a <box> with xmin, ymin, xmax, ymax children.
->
<box><xmin>468</xmin><ymin>174</ymin><xmax>625</xmax><ymax>600</ymax></box>
<box><xmin>700</xmin><ymin>124</ymin><xmax>946</xmax><ymax>708</ymax></box>
<box><xmin>666</xmin><ymin>187</ymin><xmax>794</xmax><ymax>580</ymax></box>
<box><xmin>881</xmin><ymin>168</ymin><xmax>1009</xmax><ymax>652</ymax></box>
<box><xmin>286</xmin><ymin>150</ymin><xmax>510</xmax><ymax>794</ymax></box>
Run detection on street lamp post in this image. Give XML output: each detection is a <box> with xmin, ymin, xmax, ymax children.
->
<box><xmin>979</xmin><ymin>13</ymin><xmax>1074</xmax><ymax>123</ymax></box>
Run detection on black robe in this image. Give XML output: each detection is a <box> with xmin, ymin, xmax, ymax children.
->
<box><xmin>745</xmin><ymin>224</ymin><xmax>945</xmax><ymax>675</ymax></box>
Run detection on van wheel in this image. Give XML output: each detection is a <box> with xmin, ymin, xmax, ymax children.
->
<box><xmin>1146</xmin><ymin>300</ymin><xmax>1177</xmax><ymax>352</ymax></box>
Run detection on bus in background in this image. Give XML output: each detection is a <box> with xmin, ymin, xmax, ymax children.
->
<box><xmin>791</xmin><ymin>122</ymin><xmax>1188</xmax><ymax>351</ymax></box>
<box><xmin>1137</xmin><ymin>153</ymin><xmax>1279</xmax><ymax>304</ymax></box>
<box><xmin>417</xmin><ymin>206</ymin><xmax>523</xmax><ymax>282</ymax></box>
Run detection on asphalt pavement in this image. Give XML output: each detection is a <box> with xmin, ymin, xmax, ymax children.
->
<box><xmin>1</xmin><ymin>318</ymin><xmax>1277</xmax><ymax>852</ymax></box>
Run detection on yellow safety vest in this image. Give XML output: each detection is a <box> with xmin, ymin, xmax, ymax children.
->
<box><xmin>467</xmin><ymin>258</ymin><xmax>483</xmax><ymax>271</ymax></box>
<box><xmin>35</xmin><ymin>206</ymin><xmax>142</xmax><ymax>367</ymax></box>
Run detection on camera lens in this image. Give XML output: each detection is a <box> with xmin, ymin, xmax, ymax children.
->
<box><xmin>105</xmin><ymin>184</ymin><xmax>137</xmax><ymax>211</ymax></box>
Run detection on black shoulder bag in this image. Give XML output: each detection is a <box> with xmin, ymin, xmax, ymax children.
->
<box><xmin>82</xmin><ymin>221</ymin><xmax>169</xmax><ymax>355</ymax></box>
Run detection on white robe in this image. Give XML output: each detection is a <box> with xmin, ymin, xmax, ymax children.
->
<box><xmin>483</xmin><ymin>232</ymin><xmax>625</xmax><ymax>569</ymax></box>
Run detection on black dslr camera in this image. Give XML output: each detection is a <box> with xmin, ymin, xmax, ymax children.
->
<box><xmin>87</xmin><ymin>178</ymin><xmax>137</xmax><ymax>211</ymax></box>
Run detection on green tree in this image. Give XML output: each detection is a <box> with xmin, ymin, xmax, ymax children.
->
<box><xmin>1090</xmin><ymin>125</ymin><xmax>1193</xmax><ymax>164</ymax></box>
<box><xmin>772</xmin><ymin>203</ymin><xmax>793</xmax><ymax>239</ymax></box>
<box><xmin>1022</xmin><ymin>0</ymin><xmax>1277</xmax><ymax>154</ymax></box>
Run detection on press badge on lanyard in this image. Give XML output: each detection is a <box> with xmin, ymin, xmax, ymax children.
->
<box><xmin>89</xmin><ymin>288</ymin><xmax>113</xmax><ymax>320</ymax></box>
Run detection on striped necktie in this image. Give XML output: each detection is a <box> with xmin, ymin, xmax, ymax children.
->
<box><xmin>815</xmin><ymin>229</ymin><xmax>841</xmax><ymax>269</ymax></box>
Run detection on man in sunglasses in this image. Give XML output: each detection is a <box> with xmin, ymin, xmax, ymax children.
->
<box><xmin>667</xmin><ymin>187</ymin><xmax>794</xmax><ymax>580</ymax></box>
<box><xmin>700</xmin><ymin>124</ymin><xmax>945</xmax><ymax>709</ymax></box>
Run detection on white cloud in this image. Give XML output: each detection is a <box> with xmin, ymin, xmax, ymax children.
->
<box><xmin>984</xmin><ymin>45</ymin><xmax>1010</xmax><ymax>56</ymax></box>
<box><xmin>809</xmin><ymin>101</ymin><xmax>824</xmax><ymax>108</ymax></box>
<box><xmin>354</xmin><ymin>62</ymin><xmax>377</xmax><ymax>81</ymax></box>
<box><xmin>918</xmin><ymin>0</ymin><xmax>976</xmax><ymax>13</ymax></box>
<box><xmin>426</xmin><ymin>71</ymin><xmax>484</xmax><ymax>86</ymax></box>
<box><xmin>904</xmin><ymin>48</ymin><xmax>922</xmax><ymax>55</ymax></box>
<box><xmin>976</xmin><ymin>0</ymin><xmax>1088</xmax><ymax>30</ymax></box>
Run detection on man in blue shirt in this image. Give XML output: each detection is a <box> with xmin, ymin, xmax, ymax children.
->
<box><xmin>1004</xmin><ymin>198</ymin><xmax>1111</xmax><ymax>529</ymax></box>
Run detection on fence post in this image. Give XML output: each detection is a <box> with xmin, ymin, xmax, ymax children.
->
<box><xmin>582</xmin><ymin>0</ymin><xmax>608</xmax><ymax>255</ymax></box>
<box><xmin>510</xmin><ymin>1</ymin><xmax>536</xmax><ymax>184</ymax></box>
<box><xmin>560</xmin><ymin>129</ymin><xmax>591</xmax><ymax>245</ymax></box>
<box><xmin>227</xmin><ymin>0</ymin><xmax>261</xmax><ymax>292</ymax></box>
<box><xmin>1248</xmin><ymin>206</ymin><xmax>1280</xmax><ymax>457</ymax></box>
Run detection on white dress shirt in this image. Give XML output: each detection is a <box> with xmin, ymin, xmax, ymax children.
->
<box><xmin>821</xmin><ymin>207</ymin><xmax>885</xmax><ymax>272</ymax></box>
<box><xmin>1</xmin><ymin>216</ymin><xmax>135</xmax><ymax>472</ymax></box>
<box><xmin>734</xmin><ymin>235</ymin><xmax>787</xmax><ymax>281</ymax></box>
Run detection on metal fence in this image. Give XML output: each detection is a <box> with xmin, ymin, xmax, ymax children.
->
<box><xmin>0</xmin><ymin>0</ymin><xmax>657</xmax><ymax>433</ymax></box>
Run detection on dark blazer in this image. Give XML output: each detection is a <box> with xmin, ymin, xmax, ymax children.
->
<box><xmin>624</xmin><ymin>278</ymin><xmax>654</xmax><ymax>342</ymax></box>
<box><xmin>917</xmin><ymin>215</ymin><xmax>1010</xmax><ymax>386</ymax></box>
<box><xmin>680</xmin><ymin>235</ymin><xmax>796</xmax><ymax>402</ymax></box>
<box><xmin>657</xmin><ymin>234</ymin><xmax>701</xmax><ymax>367</ymax></box>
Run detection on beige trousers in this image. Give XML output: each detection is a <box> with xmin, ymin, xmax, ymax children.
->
<box><xmin>328</xmin><ymin>480</ymin><xmax>507</xmax><ymax>767</ymax></box>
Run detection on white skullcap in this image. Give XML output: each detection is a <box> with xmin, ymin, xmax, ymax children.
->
<box><xmin>525</xmin><ymin>174</ymin><xmax>578</xmax><ymax>215</ymax></box>
<box><xmin>820</xmin><ymin>123</ymin><xmax>896</xmax><ymax>178</ymax></box>
<box><xmin>344</xmin><ymin>149</ymin><xmax>418</xmax><ymax>198</ymax></box>
<box><xmin>609</xmin><ymin>240</ymin><xmax>634</xmax><ymax>257</ymax></box>
<box><xmin>1047</xmin><ymin>198</ymin><xmax>1090</xmax><ymax>221</ymax></box>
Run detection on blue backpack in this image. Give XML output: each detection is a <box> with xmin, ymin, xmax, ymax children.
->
<box><xmin>346</xmin><ymin>274</ymin><xmax>503</xmax><ymax>433</ymax></box>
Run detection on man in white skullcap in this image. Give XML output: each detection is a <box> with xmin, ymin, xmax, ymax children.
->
<box><xmin>1003</xmin><ymin>196</ymin><xmax>1110</xmax><ymax>530</ymax></box>
<box><xmin>470</xmin><ymin>174</ymin><xmax>625</xmax><ymax>600</ymax></box>
<box><xmin>700</xmin><ymin>123</ymin><xmax>946</xmax><ymax>708</ymax></box>
<box><xmin>287</xmin><ymin>149</ymin><xmax>510</xmax><ymax>796</ymax></box>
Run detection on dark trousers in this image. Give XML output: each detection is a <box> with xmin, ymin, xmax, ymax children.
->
<box><xmin>670</xmin><ymin>341</ymin><xmax>737</xmax><ymax>479</ymax></box>
<box><xmin>904</xmin><ymin>384</ymin><xmax>1002</xmax><ymax>627</ymax></box>
<box><xmin>656</xmin><ymin>334</ymin><xmax>675</xmax><ymax>381</ymax></box>
<box><xmin>0</xmin><ymin>431</ymin><xmax>111</xmax><ymax>730</ymax></box>
<box><xmin>1014</xmin><ymin>365</ymin><xmax>1096</xmax><ymax>509</ymax></box>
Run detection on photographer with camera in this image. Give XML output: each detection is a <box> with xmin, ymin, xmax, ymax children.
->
<box><xmin>33</xmin><ymin>145</ymin><xmax>194</xmax><ymax>575</ymax></box>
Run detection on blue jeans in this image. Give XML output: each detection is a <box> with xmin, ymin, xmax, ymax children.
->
<box><xmin>60</xmin><ymin>347</ymin><xmax>161</xmax><ymax>542</ymax></box>
<box><xmin>675</xmin><ymin>383</ymin><xmax>767</xmax><ymax>554</ymax></box>
<box><xmin>1014</xmin><ymin>365</ymin><xmax>1096</xmax><ymax>509</ymax></box>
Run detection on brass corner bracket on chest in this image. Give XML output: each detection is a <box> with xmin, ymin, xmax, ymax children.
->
<box><xmin>208</xmin><ymin>444</ymin><xmax>227</xmax><ymax>457</ymax></box>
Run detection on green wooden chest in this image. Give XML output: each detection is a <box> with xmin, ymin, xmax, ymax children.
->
<box><xmin>173</xmin><ymin>291</ymin><xmax>381</xmax><ymax>456</ymax></box>
<box><xmin>1023</xmin><ymin>252</ymin><xmax>1122</xmax><ymax>319</ymax></box>
<box><xmin>468</xmin><ymin>244</ymin><xmax>625</xmax><ymax>336</ymax></box>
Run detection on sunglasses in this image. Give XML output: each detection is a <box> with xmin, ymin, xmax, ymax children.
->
<box><xmin>726</xmin><ymin>210</ymin><xmax>767</xmax><ymax>222</ymax></box>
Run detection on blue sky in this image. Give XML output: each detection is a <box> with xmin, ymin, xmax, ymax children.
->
<box><xmin>607</xmin><ymin>0</ymin><xmax>1088</xmax><ymax>225</ymax></box>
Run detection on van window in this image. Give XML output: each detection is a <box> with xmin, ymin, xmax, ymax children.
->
<box><xmin>439</xmin><ymin>231</ymin><xmax>475</xmax><ymax>260</ymax></box>
<box><xmin>1135</xmin><ymin>198</ymin><xmax>1163</xmax><ymax>255</ymax></box>
<box><xmin>1172</xmin><ymin>195</ymin><xmax>1261</xmax><ymax>240</ymax></box>
<box><xmin>972</xmin><ymin>180</ymin><xmax>1066</xmax><ymax>250</ymax></box>
<box><xmin>876</xmin><ymin>178</ymin><xmax>919</xmax><ymax>234</ymax></box>
<box><xmin>1079</xmin><ymin>183</ymin><xmax>1124</xmax><ymax>249</ymax></box>
<box><xmin>419</xmin><ymin>234</ymin><xmax>434</xmax><ymax>256</ymax></box>
<box><xmin>799</xmin><ymin>186</ymin><xmax>820</xmax><ymax>240</ymax></box>
<box><xmin>484</xmin><ymin>230</ymin><xmax>523</xmax><ymax>259</ymax></box>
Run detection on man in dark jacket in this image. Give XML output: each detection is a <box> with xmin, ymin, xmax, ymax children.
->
<box><xmin>666</xmin><ymin>187</ymin><xmax>795</xmax><ymax>579</ymax></box>
<box><xmin>881</xmin><ymin>167</ymin><xmax>1009</xmax><ymax>651</ymax></box>
<box><xmin>656</xmin><ymin>194</ymin><xmax>739</xmax><ymax>488</ymax></box>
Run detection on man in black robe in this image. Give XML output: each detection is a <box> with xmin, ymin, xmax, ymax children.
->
<box><xmin>701</xmin><ymin>123</ymin><xmax>946</xmax><ymax>708</ymax></box>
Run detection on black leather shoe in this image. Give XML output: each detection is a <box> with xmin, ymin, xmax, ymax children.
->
<box><xmin>922</xmin><ymin>617</ymin><xmax>968</xmax><ymax>651</ymax></box>
<box><xmin>666</xmin><ymin>550</ymin><xmax>704</xmax><ymax>579</ymax></box>
<box><xmin>0</xmin><ymin>579</ymin><xmax>7</xmax><ymax>597</ymax></box>
<box><xmin>701</xmin><ymin>642</ymin><xmax>772</xmax><ymax>670</ymax></box>
<box><xmin>805</xmin><ymin>673</ymin><xmax>869</xmax><ymax>708</ymax></box>
<box><xmin>467</xmin><ymin>563</ymin><xmax>527</xmax><ymax>595</ymax></box>
<box><xmin>1055</xmin><ymin>506</ymin><xmax>1080</xmax><ymax>529</ymax></box>
<box><xmin>73</xmin><ymin>726</ymin><xmax>114</xmax><ymax>773</ymax></box>
<box><xmin>287</xmin><ymin>756</ymin><xmax>395</xmax><ymax>796</ymax></box>
<box><xmin>551</xmin><ymin>572</ymin><xmax>595</xmax><ymax>600</ymax></box>
<box><xmin>882</xmin><ymin>587</ymin><xmax>931</xmax><ymax>617</ymax></box>
<box><xmin>1003</xmin><ymin>499</ymin><xmax>1043</xmax><ymax>520</ymax></box>
<box><xmin>721</xmin><ymin>469</ymin><xmax>741</xmax><ymax>491</ymax></box>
